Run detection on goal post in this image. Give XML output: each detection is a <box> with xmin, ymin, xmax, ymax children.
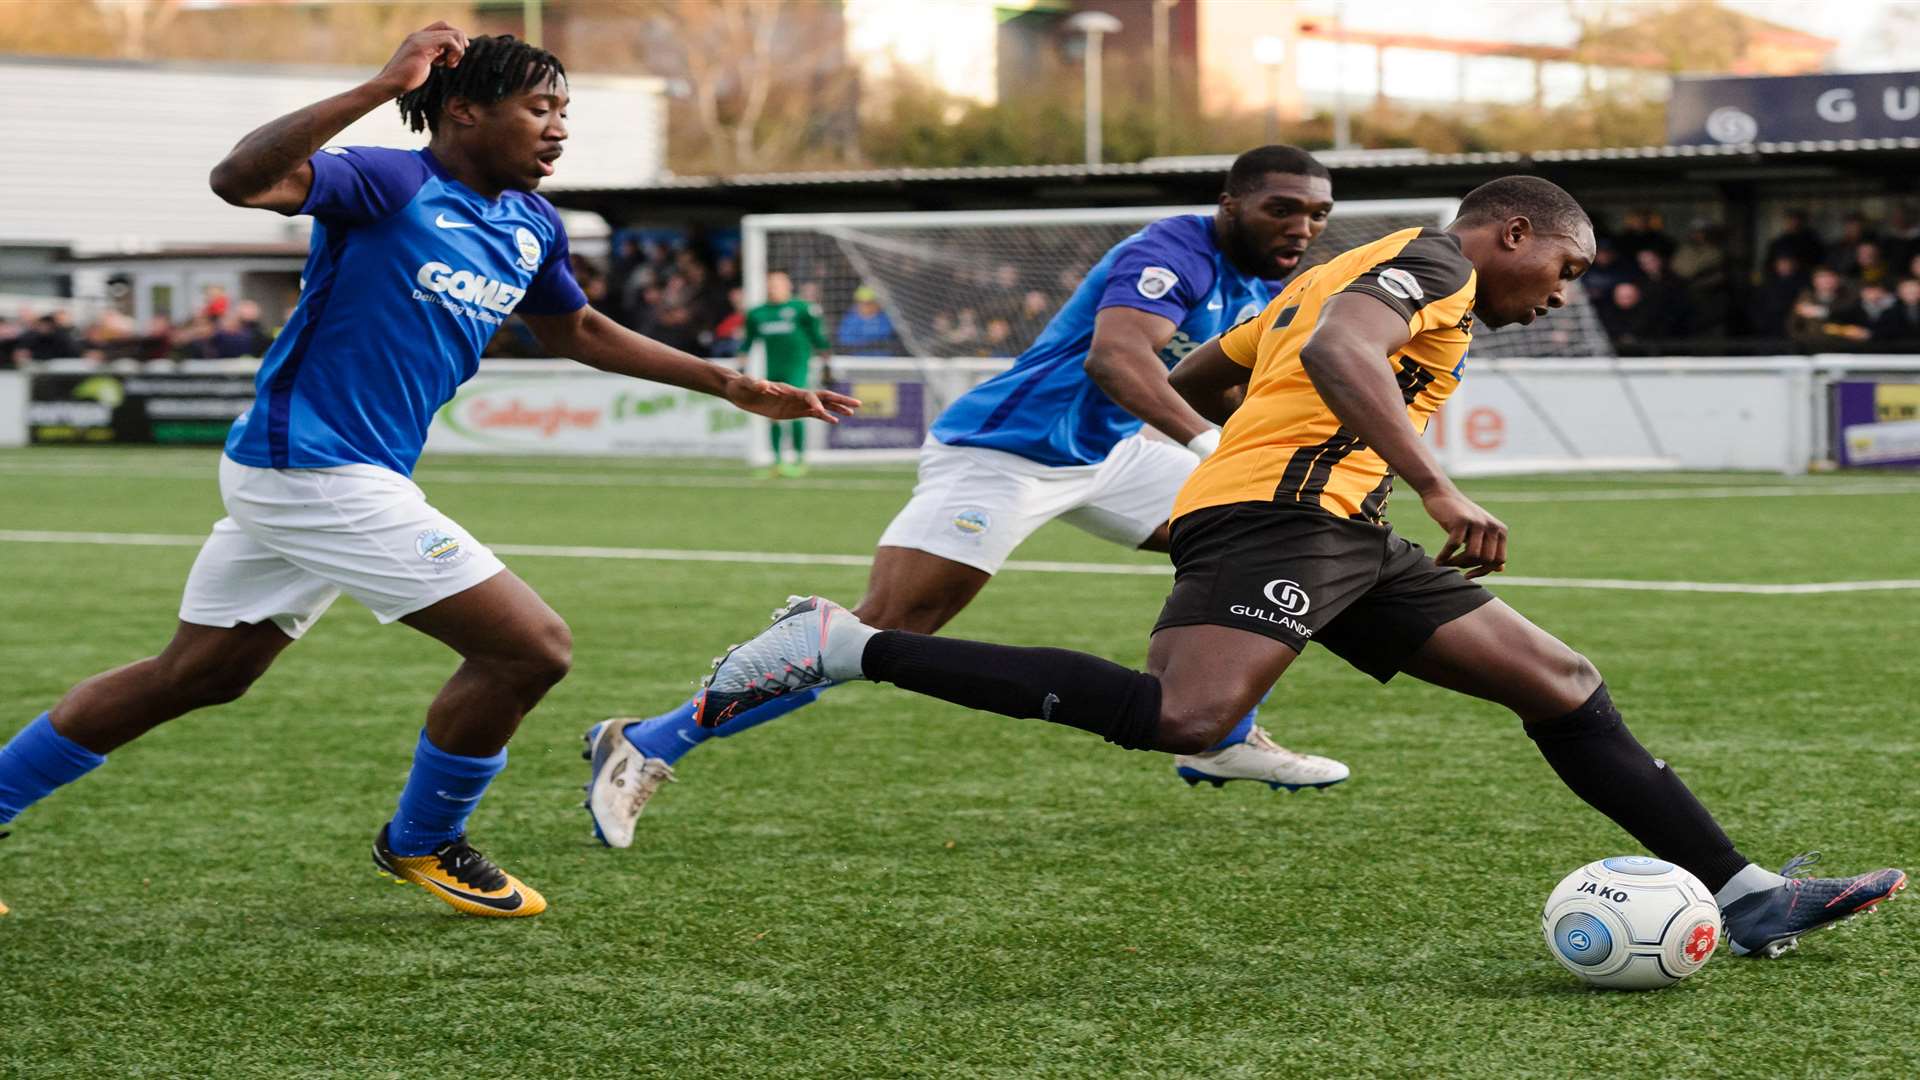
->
<box><xmin>737</xmin><ymin>197</ymin><xmax>1630</xmax><ymax>468</ymax></box>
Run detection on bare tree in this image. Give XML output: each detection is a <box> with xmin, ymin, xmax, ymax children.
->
<box><xmin>572</xmin><ymin>1</ymin><xmax>858</xmax><ymax>173</ymax></box>
<box><xmin>95</xmin><ymin>0</ymin><xmax>182</xmax><ymax>60</ymax></box>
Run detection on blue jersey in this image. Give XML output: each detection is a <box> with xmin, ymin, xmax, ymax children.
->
<box><xmin>225</xmin><ymin>146</ymin><xmax>587</xmax><ymax>476</ymax></box>
<box><xmin>930</xmin><ymin>214</ymin><xmax>1276</xmax><ymax>467</ymax></box>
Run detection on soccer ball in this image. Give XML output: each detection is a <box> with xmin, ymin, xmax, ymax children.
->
<box><xmin>1541</xmin><ymin>856</ymin><xmax>1722</xmax><ymax>990</ymax></box>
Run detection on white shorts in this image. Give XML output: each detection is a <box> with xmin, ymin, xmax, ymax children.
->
<box><xmin>876</xmin><ymin>433</ymin><xmax>1198</xmax><ymax>574</ymax></box>
<box><xmin>179</xmin><ymin>456</ymin><xmax>506</xmax><ymax>639</ymax></box>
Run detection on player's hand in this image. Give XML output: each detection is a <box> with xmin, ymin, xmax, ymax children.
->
<box><xmin>725</xmin><ymin>376</ymin><xmax>861</xmax><ymax>424</ymax></box>
<box><xmin>372</xmin><ymin>21</ymin><xmax>468</xmax><ymax>98</ymax></box>
<box><xmin>1423</xmin><ymin>486</ymin><xmax>1508</xmax><ymax>578</ymax></box>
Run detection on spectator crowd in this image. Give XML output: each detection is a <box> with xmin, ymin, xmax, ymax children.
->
<box><xmin>2</xmin><ymin>285</ymin><xmax>275</xmax><ymax>367</ymax></box>
<box><xmin>1588</xmin><ymin>206</ymin><xmax>1920</xmax><ymax>352</ymax></box>
<box><xmin>18</xmin><ymin>211</ymin><xmax>1920</xmax><ymax>368</ymax></box>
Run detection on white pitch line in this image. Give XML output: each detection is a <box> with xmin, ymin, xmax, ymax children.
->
<box><xmin>3</xmin><ymin>459</ymin><xmax>1920</xmax><ymax>502</ymax></box>
<box><xmin>1490</xmin><ymin>575</ymin><xmax>1920</xmax><ymax>594</ymax></box>
<box><xmin>0</xmin><ymin>462</ymin><xmax>907</xmax><ymax>492</ymax></box>
<box><xmin>1482</xmin><ymin>483</ymin><xmax>1920</xmax><ymax>504</ymax></box>
<box><xmin>2</xmin><ymin>529</ymin><xmax>1916</xmax><ymax>595</ymax></box>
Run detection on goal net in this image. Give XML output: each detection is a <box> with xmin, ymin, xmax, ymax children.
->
<box><xmin>740</xmin><ymin>198</ymin><xmax>1636</xmax><ymax>470</ymax></box>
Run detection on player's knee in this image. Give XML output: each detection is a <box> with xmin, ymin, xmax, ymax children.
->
<box><xmin>1558</xmin><ymin>652</ymin><xmax>1603</xmax><ymax>711</ymax></box>
<box><xmin>1519</xmin><ymin>648</ymin><xmax>1602</xmax><ymax>721</ymax></box>
<box><xmin>518</xmin><ymin>616</ymin><xmax>574</xmax><ymax>688</ymax></box>
<box><xmin>1565</xmin><ymin>650</ymin><xmax>1601</xmax><ymax>690</ymax></box>
<box><xmin>163</xmin><ymin>652</ymin><xmax>271</xmax><ymax>708</ymax></box>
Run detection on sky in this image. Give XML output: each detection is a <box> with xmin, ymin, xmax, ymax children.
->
<box><xmin>1309</xmin><ymin>0</ymin><xmax>1920</xmax><ymax>72</ymax></box>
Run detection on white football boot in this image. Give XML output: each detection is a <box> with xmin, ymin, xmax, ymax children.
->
<box><xmin>697</xmin><ymin>596</ymin><xmax>864</xmax><ymax>727</ymax></box>
<box><xmin>581</xmin><ymin>720</ymin><xmax>676</xmax><ymax>849</ymax></box>
<box><xmin>1174</xmin><ymin>725</ymin><xmax>1350</xmax><ymax>791</ymax></box>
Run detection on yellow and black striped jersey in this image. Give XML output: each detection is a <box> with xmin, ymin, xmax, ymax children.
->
<box><xmin>1172</xmin><ymin>227</ymin><xmax>1476</xmax><ymax>525</ymax></box>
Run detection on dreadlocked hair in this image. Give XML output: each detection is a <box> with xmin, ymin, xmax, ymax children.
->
<box><xmin>397</xmin><ymin>34</ymin><xmax>565</xmax><ymax>135</ymax></box>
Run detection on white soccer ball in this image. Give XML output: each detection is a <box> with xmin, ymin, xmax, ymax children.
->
<box><xmin>1541</xmin><ymin>856</ymin><xmax>1722</xmax><ymax>990</ymax></box>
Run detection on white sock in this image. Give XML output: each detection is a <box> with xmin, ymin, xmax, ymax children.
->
<box><xmin>1714</xmin><ymin>862</ymin><xmax>1786</xmax><ymax>908</ymax></box>
<box><xmin>821</xmin><ymin>611</ymin><xmax>879</xmax><ymax>682</ymax></box>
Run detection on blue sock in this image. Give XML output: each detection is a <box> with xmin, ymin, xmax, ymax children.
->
<box><xmin>0</xmin><ymin>713</ymin><xmax>107</xmax><ymax>825</ymax></box>
<box><xmin>1206</xmin><ymin>709</ymin><xmax>1257</xmax><ymax>753</ymax></box>
<box><xmin>386</xmin><ymin>729</ymin><xmax>506</xmax><ymax>856</ymax></box>
<box><xmin>622</xmin><ymin>685</ymin><xmax>828</xmax><ymax>766</ymax></box>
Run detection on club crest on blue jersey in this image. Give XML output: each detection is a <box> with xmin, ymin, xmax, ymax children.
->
<box><xmin>514</xmin><ymin>227</ymin><xmax>542</xmax><ymax>271</ymax></box>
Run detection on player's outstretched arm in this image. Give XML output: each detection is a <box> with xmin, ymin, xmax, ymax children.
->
<box><xmin>1167</xmin><ymin>338</ymin><xmax>1251</xmax><ymax>426</ymax></box>
<box><xmin>521</xmin><ymin>307</ymin><xmax>860</xmax><ymax>423</ymax></box>
<box><xmin>209</xmin><ymin>21</ymin><xmax>469</xmax><ymax>213</ymax></box>
<box><xmin>1299</xmin><ymin>293</ymin><xmax>1507</xmax><ymax>577</ymax></box>
<box><xmin>1083</xmin><ymin>307</ymin><xmax>1216</xmax><ymax>446</ymax></box>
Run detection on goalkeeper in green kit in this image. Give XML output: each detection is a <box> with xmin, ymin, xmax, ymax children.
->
<box><xmin>741</xmin><ymin>270</ymin><xmax>832</xmax><ymax>477</ymax></box>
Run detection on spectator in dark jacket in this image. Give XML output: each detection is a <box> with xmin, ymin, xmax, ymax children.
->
<box><xmin>203</xmin><ymin>313</ymin><xmax>263</xmax><ymax>358</ymax></box>
<box><xmin>1837</xmin><ymin>282</ymin><xmax>1896</xmax><ymax>329</ymax></box>
<box><xmin>1615</xmin><ymin>208</ymin><xmax>1674</xmax><ymax>263</ymax></box>
<box><xmin>1599</xmin><ymin>281</ymin><xmax>1663</xmax><ymax>348</ymax></box>
<box><xmin>1581</xmin><ymin>239</ymin><xmax>1632</xmax><ymax>304</ymax></box>
<box><xmin>1669</xmin><ymin>223</ymin><xmax>1728</xmax><ymax>335</ymax></box>
<box><xmin>1750</xmin><ymin>255</ymin><xmax>1811</xmax><ymax>338</ymax></box>
<box><xmin>1830</xmin><ymin>213</ymin><xmax>1877</xmax><ymax>269</ymax></box>
<box><xmin>1765</xmin><ymin>210</ymin><xmax>1825</xmax><ymax>272</ymax></box>
<box><xmin>20</xmin><ymin>312</ymin><xmax>78</xmax><ymax>360</ymax></box>
<box><xmin>1634</xmin><ymin>249</ymin><xmax>1693</xmax><ymax>337</ymax></box>
<box><xmin>1870</xmin><ymin>279</ymin><xmax>1920</xmax><ymax>344</ymax></box>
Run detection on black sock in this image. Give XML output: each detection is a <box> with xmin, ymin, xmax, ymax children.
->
<box><xmin>861</xmin><ymin>631</ymin><xmax>1161</xmax><ymax>750</ymax></box>
<box><xmin>1526</xmin><ymin>683</ymin><xmax>1749</xmax><ymax>893</ymax></box>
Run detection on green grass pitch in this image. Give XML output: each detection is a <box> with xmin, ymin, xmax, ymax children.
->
<box><xmin>1</xmin><ymin>448</ymin><xmax>1915</xmax><ymax>1078</ymax></box>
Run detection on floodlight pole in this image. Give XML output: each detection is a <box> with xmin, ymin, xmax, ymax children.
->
<box><xmin>1068</xmin><ymin>11</ymin><xmax>1123</xmax><ymax>166</ymax></box>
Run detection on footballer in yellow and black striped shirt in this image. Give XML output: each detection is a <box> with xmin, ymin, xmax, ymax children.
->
<box><xmin>1173</xmin><ymin>225</ymin><xmax>1477</xmax><ymax>526</ymax></box>
<box><xmin>1151</xmin><ymin>174</ymin><xmax>1596</xmax><ymax>689</ymax></box>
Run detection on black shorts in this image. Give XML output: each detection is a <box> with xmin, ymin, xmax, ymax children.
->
<box><xmin>1153</xmin><ymin>501</ymin><xmax>1494</xmax><ymax>683</ymax></box>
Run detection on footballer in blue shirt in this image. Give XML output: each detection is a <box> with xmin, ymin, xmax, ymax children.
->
<box><xmin>585</xmin><ymin>146</ymin><xmax>1349</xmax><ymax>849</ymax></box>
<box><xmin>0</xmin><ymin>23</ymin><xmax>855</xmax><ymax>918</ymax></box>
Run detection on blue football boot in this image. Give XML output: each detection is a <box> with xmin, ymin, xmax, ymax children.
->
<box><xmin>1722</xmin><ymin>851</ymin><xmax>1906</xmax><ymax>958</ymax></box>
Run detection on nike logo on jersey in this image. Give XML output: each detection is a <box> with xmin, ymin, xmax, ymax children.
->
<box><xmin>434</xmin><ymin>213</ymin><xmax>476</xmax><ymax>230</ymax></box>
<box><xmin>1207</xmin><ymin>300</ymin><xmax>1224</xmax><ymax>310</ymax></box>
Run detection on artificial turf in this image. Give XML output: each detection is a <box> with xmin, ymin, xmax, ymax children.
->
<box><xmin>1</xmin><ymin>448</ymin><xmax>1914</xmax><ymax>1078</ymax></box>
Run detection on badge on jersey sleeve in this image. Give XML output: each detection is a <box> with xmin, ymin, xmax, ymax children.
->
<box><xmin>1136</xmin><ymin>266</ymin><xmax>1179</xmax><ymax>300</ymax></box>
<box><xmin>1377</xmin><ymin>267</ymin><xmax>1423</xmax><ymax>300</ymax></box>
